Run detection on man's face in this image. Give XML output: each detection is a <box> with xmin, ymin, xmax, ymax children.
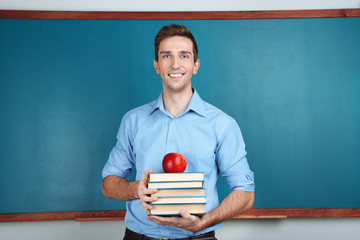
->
<box><xmin>153</xmin><ymin>36</ymin><xmax>200</xmax><ymax>94</ymax></box>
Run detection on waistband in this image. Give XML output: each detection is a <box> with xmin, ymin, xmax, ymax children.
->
<box><xmin>125</xmin><ymin>228</ymin><xmax>216</xmax><ymax>240</ymax></box>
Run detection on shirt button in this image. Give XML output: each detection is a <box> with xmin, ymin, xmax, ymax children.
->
<box><xmin>169</xmin><ymin>139</ymin><xmax>174</xmax><ymax>143</ymax></box>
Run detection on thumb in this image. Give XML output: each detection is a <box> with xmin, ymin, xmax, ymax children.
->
<box><xmin>180</xmin><ymin>209</ymin><xmax>191</xmax><ymax>218</ymax></box>
<box><xmin>142</xmin><ymin>169</ymin><xmax>153</xmax><ymax>183</ymax></box>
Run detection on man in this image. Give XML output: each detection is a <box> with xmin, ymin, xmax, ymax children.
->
<box><xmin>102</xmin><ymin>24</ymin><xmax>255</xmax><ymax>240</ymax></box>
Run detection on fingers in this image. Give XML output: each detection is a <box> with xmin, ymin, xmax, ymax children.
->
<box><xmin>146</xmin><ymin>215</ymin><xmax>174</xmax><ymax>226</ymax></box>
<box><xmin>146</xmin><ymin>212</ymin><xmax>201</xmax><ymax>231</ymax></box>
<box><xmin>138</xmin><ymin>169</ymin><xmax>158</xmax><ymax>214</ymax></box>
<box><xmin>141</xmin><ymin>201</ymin><xmax>153</xmax><ymax>214</ymax></box>
<box><xmin>140</xmin><ymin>188</ymin><xmax>158</xmax><ymax>214</ymax></box>
<box><xmin>180</xmin><ymin>209</ymin><xmax>197</xmax><ymax>223</ymax></box>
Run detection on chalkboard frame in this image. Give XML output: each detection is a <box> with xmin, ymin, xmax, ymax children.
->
<box><xmin>1</xmin><ymin>9</ymin><xmax>360</xmax><ymax>20</ymax></box>
<box><xmin>1</xmin><ymin>9</ymin><xmax>360</xmax><ymax>221</ymax></box>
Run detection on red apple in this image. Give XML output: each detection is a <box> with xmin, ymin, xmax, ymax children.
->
<box><xmin>162</xmin><ymin>153</ymin><xmax>187</xmax><ymax>173</ymax></box>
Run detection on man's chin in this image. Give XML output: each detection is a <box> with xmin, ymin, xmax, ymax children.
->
<box><xmin>163</xmin><ymin>84</ymin><xmax>192</xmax><ymax>95</ymax></box>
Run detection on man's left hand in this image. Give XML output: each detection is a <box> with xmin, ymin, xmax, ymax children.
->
<box><xmin>146</xmin><ymin>209</ymin><xmax>204</xmax><ymax>232</ymax></box>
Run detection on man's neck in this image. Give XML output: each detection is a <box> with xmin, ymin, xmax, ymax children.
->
<box><xmin>162</xmin><ymin>88</ymin><xmax>193</xmax><ymax>118</ymax></box>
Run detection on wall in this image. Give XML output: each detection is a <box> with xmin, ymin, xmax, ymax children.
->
<box><xmin>1</xmin><ymin>1</ymin><xmax>360</xmax><ymax>240</ymax></box>
<box><xmin>0</xmin><ymin>0</ymin><xmax>359</xmax><ymax>11</ymax></box>
<box><xmin>1</xmin><ymin>219</ymin><xmax>360</xmax><ymax>240</ymax></box>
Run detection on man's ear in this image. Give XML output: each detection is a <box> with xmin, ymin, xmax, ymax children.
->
<box><xmin>193</xmin><ymin>59</ymin><xmax>200</xmax><ymax>75</ymax></box>
<box><xmin>153</xmin><ymin>59</ymin><xmax>160</xmax><ymax>74</ymax></box>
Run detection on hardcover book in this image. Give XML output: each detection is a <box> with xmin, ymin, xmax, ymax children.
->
<box><xmin>148</xmin><ymin>181</ymin><xmax>203</xmax><ymax>189</ymax></box>
<box><xmin>152</xmin><ymin>196</ymin><xmax>206</xmax><ymax>204</ymax></box>
<box><xmin>151</xmin><ymin>188</ymin><xmax>205</xmax><ymax>197</ymax></box>
<box><xmin>149</xmin><ymin>203</ymin><xmax>205</xmax><ymax>216</ymax></box>
<box><xmin>149</xmin><ymin>172</ymin><xmax>204</xmax><ymax>182</ymax></box>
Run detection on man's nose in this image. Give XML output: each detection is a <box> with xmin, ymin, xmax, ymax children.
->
<box><xmin>172</xmin><ymin>57</ymin><xmax>180</xmax><ymax>69</ymax></box>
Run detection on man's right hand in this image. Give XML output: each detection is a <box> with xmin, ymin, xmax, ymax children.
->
<box><xmin>138</xmin><ymin>169</ymin><xmax>158</xmax><ymax>214</ymax></box>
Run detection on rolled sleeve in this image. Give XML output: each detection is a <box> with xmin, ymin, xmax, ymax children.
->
<box><xmin>102</xmin><ymin>146</ymin><xmax>134</xmax><ymax>179</ymax></box>
<box><xmin>102</xmin><ymin>115</ymin><xmax>135</xmax><ymax>179</ymax></box>
<box><xmin>216</xmin><ymin>118</ymin><xmax>255</xmax><ymax>192</ymax></box>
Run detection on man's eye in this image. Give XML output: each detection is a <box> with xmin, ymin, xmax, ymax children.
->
<box><xmin>163</xmin><ymin>55</ymin><xmax>170</xmax><ymax>59</ymax></box>
<box><xmin>181</xmin><ymin>55</ymin><xmax>189</xmax><ymax>59</ymax></box>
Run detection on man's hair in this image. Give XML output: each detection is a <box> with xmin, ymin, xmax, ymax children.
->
<box><xmin>154</xmin><ymin>24</ymin><xmax>198</xmax><ymax>63</ymax></box>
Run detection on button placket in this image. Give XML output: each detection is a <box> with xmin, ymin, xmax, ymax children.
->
<box><xmin>165</xmin><ymin>118</ymin><xmax>176</xmax><ymax>153</ymax></box>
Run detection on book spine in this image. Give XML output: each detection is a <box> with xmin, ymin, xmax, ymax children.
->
<box><xmin>149</xmin><ymin>173</ymin><xmax>204</xmax><ymax>182</ymax></box>
<box><xmin>148</xmin><ymin>180</ymin><xmax>204</xmax><ymax>183</ymax></box>
<box><xmin>147</xmin><ymin>181</ymin><xmax>204</xmax><ymax>189</ymax></box>
<box><xmin>151</xmin><ymin>202</ymin><xmax>206</xmax><ymax>205</ymax></box>
<box><xmin>150</xmin><ymin>196</ymin><xmax>206</xmax><ymax>205</ymax></box>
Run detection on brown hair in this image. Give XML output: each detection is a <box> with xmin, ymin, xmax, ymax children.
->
<box><xmin>154</xmin><ymin>24</ymin><xmax>198</xmax><ymax>62</ymax></box>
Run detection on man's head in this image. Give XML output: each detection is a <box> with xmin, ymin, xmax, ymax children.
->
<box><xmin>153</xmin><ymin>24</ymin><xmax>200</xmax><ymax>95</ymax></box>
<box><xmin>154</xmin><ymin>24</ymin><xmax>198</xmax><ymax>63</ymax></box>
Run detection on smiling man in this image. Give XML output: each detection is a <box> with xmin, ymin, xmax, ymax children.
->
<box><xmin>101</xmin><ymin>24</ymin><xmax>255</xmax><ymax>240</ymax></box>
<box><xmin>153</xmin><ymin>35</ymin><xmax>200</xmax><ymax>118</ymax></box>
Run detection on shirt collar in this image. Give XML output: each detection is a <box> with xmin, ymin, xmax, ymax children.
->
<box><xmin>186</xmin><ymin>89</ymin><xmax>207</xmax><ymax>118</ymax></box>
<box><xmin>148</xmin><ymin>88</ymin><xmax>207</xmax><ymax>118</ymax></box>
<box><xmin>148</xmin><ymin>93</ymin><xmax>165</xmax><ymax>115</ymax></box>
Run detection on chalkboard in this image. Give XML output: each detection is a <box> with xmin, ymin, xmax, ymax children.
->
<box><xmin>1</xmin><ymin>17</ymin><xmax>359</xmax><ymax>214</ymax></box>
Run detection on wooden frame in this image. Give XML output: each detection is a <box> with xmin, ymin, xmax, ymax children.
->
<box><xmin>0</xmin><ymin>9</ymin><xmax>360</xmax><ymax>20</ymax></box>
<box><xmin>1</xmin><ymin>208</ymin><xmax>360</xmax><ymax>222</ymax></box>
<box><xmin>0</xmin><ymin>8</ymin><xmax>359</xmax><ymax>222</ymax></box>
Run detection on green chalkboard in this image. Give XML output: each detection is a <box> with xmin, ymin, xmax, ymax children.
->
<box><xmin>0</xmin><ymin>17</ymin><xmax>359</xmax><ymax>214</ymax></box>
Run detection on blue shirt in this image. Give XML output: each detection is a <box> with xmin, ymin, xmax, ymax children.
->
<box><xmin>102</xmin><ymin>89</ymin><xmax>255</xmax><ymax>238</ymax></box>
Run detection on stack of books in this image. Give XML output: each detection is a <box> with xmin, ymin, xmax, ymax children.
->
<box><xmin>148</xmin><ymin>172</ymin><xmax>205</xmax><ymax>216</ymax></box>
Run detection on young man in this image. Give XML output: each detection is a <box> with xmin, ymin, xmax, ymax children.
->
<box><xmin>102</xmin><ymin>24</ymin><xmax>255</xmax><ymax>240</ymax></box>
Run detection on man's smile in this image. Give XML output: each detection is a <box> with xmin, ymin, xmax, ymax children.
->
<box><xmin>168</xmin><ymin>72</ymin><xmax>185</xmax><ymax>79</ymax></box>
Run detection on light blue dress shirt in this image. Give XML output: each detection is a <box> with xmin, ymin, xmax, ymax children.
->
<box><xmin>102</xmin><ymin>89</ymin><xmax>255</xmax><ymax>238</ymax></box>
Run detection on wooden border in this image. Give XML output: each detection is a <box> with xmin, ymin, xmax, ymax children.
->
<box><xmin>0</xmin><ymin>210</ymin><xmax>126</xmax><ymax>222</ymax></box>
<box><xmin>0</xmin><ymin>9</ymin><xmax>360</xmax><ymax>20</ymax></box>
<box><xmin>235</xmin><ymin>208</ymin><xmax>360</xmax><ymax>218</ymax></box>
<box><xmin>1</xmin><ymin>209</ymin><xmax>360</xmax><ymax>222</ymax></box>
<box><xmin>0</xmin><ymin>8</ymin><xmax>359</xmax><ymax>223</ymax></box>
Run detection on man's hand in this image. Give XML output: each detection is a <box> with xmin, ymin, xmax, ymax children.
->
<box><xmin>138</xmin><ymin>169</ymin><xmax>158</xmax><ymax>214</ymax></box>
<box><xmin>146</xmin><ymin>190</ymin><xmax>254</xmax><ymax>233</ymax></box>
<box><xmin>146</xmin><ymin>210</ymin><xmax>204</xmax><ymax>232</ymax></box>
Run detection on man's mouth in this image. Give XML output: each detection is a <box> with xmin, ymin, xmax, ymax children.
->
<box><xmin>168</xmin><ymin>73</ymin><xmax>185</xmax><ymax>79</ymax></box>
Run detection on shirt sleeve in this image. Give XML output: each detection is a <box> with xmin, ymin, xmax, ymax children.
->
<box><xmin>215</xmin><ymin>117</ymin><xmax>255</xmax><ymax>192</ymax></box>
<box><xmin>102</xmin><ymin>114</ymin><xmax>135</xmax><ymax>179</ymax></box>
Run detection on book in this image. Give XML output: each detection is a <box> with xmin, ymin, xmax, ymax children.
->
<box><xmin>148</xmin><ymin>181</ymin><xmax>203</xmax><ymax>189</ymax></box>
<box><xmin>149</xmin><ymin>172</ymin><xmax>204</xmax><ymax>182</ymax></box>
<box><xmin>152</xmin><ymin>196</ymin><xmax>206</xmax><ymax>205</ymax></box>
<box><xmin>151</xmin><ymin>188</ymin><xmax>205</xmax><ymax>197</ymax></box>
<box><xmin>150</xmin><ymin>204</ymin><xmax>205</xmax><ymax>216</ymax></box>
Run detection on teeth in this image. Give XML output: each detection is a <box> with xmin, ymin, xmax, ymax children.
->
<box><xmin>169</xmin><ymin>73</ymin><xmax>183</xmax><ymax>78</ymax></box>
